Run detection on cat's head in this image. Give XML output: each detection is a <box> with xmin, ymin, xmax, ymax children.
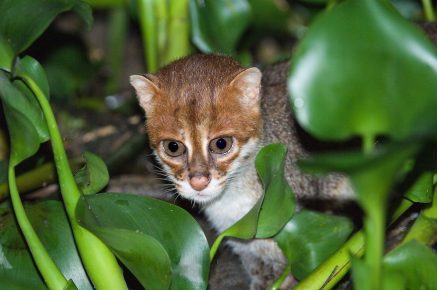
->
<box><xmin>130</xmin><ymin>55</ymin><xmax>262</xmax><ymax>204</ymax></box>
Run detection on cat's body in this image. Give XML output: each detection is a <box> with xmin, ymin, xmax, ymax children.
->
<box><xmin>130</xmin><ymin>54</ymin><xmax>352</xmax><ymax>289</ymax></box>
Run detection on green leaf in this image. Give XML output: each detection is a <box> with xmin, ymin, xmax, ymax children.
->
<box><xmin>210</xmin><ymin>144</ymin><xmax>295</xmax><ymax>260</ymax></box>
<box><xmin>0</xmin><ymin>34</ymin><xmax>14</xmax><ymax>70</ymax></box>
<box><xmin>15</xmin><ymin>56</ymin><xmax>50</xmax><ymax>98</ymax></box>
<box><xmin>405</xmin><ymin>171</ymin><xmax>434</xmax><ymax>203</ymax></box>
<box><xmin>190</xmin><ymin>0</ymin><xmax>251</xmax><ymax>54</ymax></box>
<box><xmin>0</xmin><ymin>201</ymin><xmax>93</xmax><ymax>290</ymax></box>
<box><xmin>288</xmin><ymin>0</ymin><xmax>437</xmax><ymax>141</ymax></box>
<box><xmin>274</xmin><ymin>210</ymin><xmax>353</xmax><ymax>280</ymax></box>
<box><xmin>352</xmin><ymin>257</ymin><xmax>406</xmax><ymax>290</ymax></box>
<box><xmin>216</xmin><ymin>144</ymin><xmax>295</xmax><ymax>242</ymax></box>
<box><xmin>0</xmin><ymin>0</ymin><xmax>92</xmax><ymax>66</ymax></box>
<box><xmin>246</xmin><ymin>0</ymin><xmax>290</xmax><ymax>32</ymax></box>
<box><xmin>76</xmin><ymin>193</ymin><xmax>210</xmax><ymax>290</ymax></box>
<box><xmin>299</xmin><ymin>142</ymin><xmax>420</xmax><ymax>210</ymax></box>
<box><xmin>255</xmin><ymin>143</ymin><xmax>295</xmax><ymax>238</ymax></box>
<box><xmin>64</xmin><ymin>280</ymin><xmax>79</xmax><ymax>290</ymax></box>
<box><xmin>391</xmin><ymin>0</ymin><xmax>422</xmax><ymax>20</ymax></box>
<box><xmin>87</xmin><ymin>227</ymin><xmax>172</xmax><ymax>290</ymax></box>
<box><xmin>74</xmin><ymin>152</ymin><xmax>109</xmax><ymax>195</ymax></box>
<box><xmin>384</xmin><ymin>240</ymin><xmax>437</xmax><ymax>289</ymax></box>
<box><xmin>351</xmin><ymin>257</ymin><xmax>373</xmax><ymax>290</ymax></box>
<box><xmin>0</xmin><ymin>71</ymin><xmax>48</xmax><ymax>165</ymax></box>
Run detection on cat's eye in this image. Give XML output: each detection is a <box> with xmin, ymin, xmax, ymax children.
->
<box><xmin>162</xmin><ymin>140</ymin><xmax>186</xmax><ymax>157</ymax></box>
<box><xmin>209</xmin><ymin>137</ymin><xmax>233</xmax><ymax>154</ymax></box>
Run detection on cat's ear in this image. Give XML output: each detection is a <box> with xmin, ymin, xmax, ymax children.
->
<box><xmin>130</xmin><ymin>74</ymin><xmax>160</xmax><ymax>113</ymax></box>
<box><xmin>229</xmin><ymin>67</ymin><xmax>262</xmax><ymax>108</ymax></box>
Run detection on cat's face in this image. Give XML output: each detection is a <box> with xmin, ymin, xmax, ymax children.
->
<box><xmin>130</xmin><ymin>55</ymin><xmax>262</xmax><ymax>204</ymax></box>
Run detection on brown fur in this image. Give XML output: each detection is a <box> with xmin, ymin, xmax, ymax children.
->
<box><xmin>133</xmin><ymin>54</ymin><xmax>262</xmax><ymax>184</ymax></box>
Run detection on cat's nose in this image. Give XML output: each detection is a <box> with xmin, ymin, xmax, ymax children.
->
<box><xmin>189</xmin><ymin>174</ymin><xmax>211</xmax><ymax>191</ymax></box>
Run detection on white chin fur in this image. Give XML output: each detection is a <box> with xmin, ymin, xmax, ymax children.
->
<box><xmin>176</xmin><ymin>178</ymin><xmax>225</xmax><ymax>204</ymax></box>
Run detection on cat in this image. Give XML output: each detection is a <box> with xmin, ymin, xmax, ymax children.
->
<box><xmin>130</xmin><ymin>54</ymin><xmax>353</xmax><ymax>289</ymax></box>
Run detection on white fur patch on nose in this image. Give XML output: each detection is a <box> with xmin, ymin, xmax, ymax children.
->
<box><xmin>190</xmin><ymin>176</ymin><xmax>210</xmax><ymax>191</ymax></box>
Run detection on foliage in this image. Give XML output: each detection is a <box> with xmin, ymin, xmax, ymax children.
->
<box><xmin>77</xmin><ymin>193</ymin><xmax>210</xmax><ymax>290</ymax></box>
<box><xmin>0</xmin><ymin>0</ymin><xmax>437</xmax><ymax>290</ymax></box>
<box><xmin>289</xmin><ymin>0</ymin><xmax>437</xmax><ymax>289</ymax></box>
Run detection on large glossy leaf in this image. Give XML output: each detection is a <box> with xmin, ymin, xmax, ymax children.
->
<box><xmin>190</xmin><ymin>0</ymin><xmax>251</xmax><ymax>54</ymax></box>
<box><xmin>76</xmin><ymin>193</ymin><xmax>210</xmax><ymax>290</ymax></box>
<box><xmin>0</xmin><ymin>0</ymin><xmax>92</xmax><ymax>70</ymax></box>
<box><xmin>215</xmin><ymin>144</ymin><xmax>295</xmax><ymax>243</ymax></box>
<box><xmin>74</xmin><ymin>151</ymin><xmax>109</xmax><ymax>195</ymax></box>
<box><xmin>384</xmin><ymin>240</ymin><xmax>437</xmax><ymax>289</ymax></box>
<box><xmin>0</xmin><ymin>71</ymin><xmax>48</xmax><ymax>165</ymax></box>
<box><xmin>255</xmin><ymin>143</ymin><xmax>295</xmax><ymax>238</ymax></box>
<box><xmin>274</xmin><ymin>210</ymin><xmax>353</xmax><ymax>280</ymax></box>
<box><xmin>0</xmin><ymin>201</ymin><xmax>93</xmax><ymax>290</ymax></box>
<box><xmin>288</xmin><ymin>0</ymin><xmax>437</xmax><ymax>141</ymax></box>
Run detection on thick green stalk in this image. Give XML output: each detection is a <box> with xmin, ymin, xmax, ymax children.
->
<box><xmin>294</xmin><ymin>232</ymin><xmax>364</xmax><ymax>290</ymax></box>
<box><xmin>423</xmin><ymin>184</ymin><xmax>437</xmax><ymax>218</ymax></box>
<box><xmin>163</xmin><ymin>0</ymin><xmax>190</xmax><ymax>65</ymax></box>
<box><xmin>154</xmin><ymin>0</ymin><xmax>168</xmax><ymax>66</ymax></box>
<box><xmin>22</xmin><ymin>76</ymin><xmax>128</xmax><ymax>290</ymax></box>
<box><xmin>105</xmin><ymin>7</ymin><xmax>128</xmax><ymax>94</ymax></box>
<box><xmin>402</xmin><ymin>188</ymin><xmax>437</xmax><ymax>245</ymax></box>
<box><xmin>8</xmin><ymin>164</ymin><xmax>68</xmax><ymax>290</ymax></box>
<box><xmin>363</xmin><ymin>134</ymin><xmax>375</xmax><ymax>155</ymax></box>
<box><xmin>138</xmin><ymin>0</ymin><xmax>158</xmax><ymax>72</ymax></box>
<box><xmin>422</xmin><ymin>0</ymin><xmax>436</xmax><ymax>21</ymax></box>
<box><xmin>363</xmin><ymin>206</ymin><xmax>385</xmax><ymax>290</ymax></box>
<box><xmin>0</xmin><ymin>162</ymin><xmax>55</xmax><ymax>200</ymax></box>
<box><xmin>0</xmin><ymin>160</ymin><xmax>81</xmax><ymax>200</ymax></box>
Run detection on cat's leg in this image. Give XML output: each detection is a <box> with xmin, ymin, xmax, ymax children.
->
<box><xmin>228</xmin><ymin>239</ymin><xmax>293</xmax><ymax>290</ymax></box>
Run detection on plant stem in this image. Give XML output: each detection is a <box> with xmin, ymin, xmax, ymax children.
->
<box><xmin>138</xmin><ymin>0</ymin><xmax>158</xmax><ymax>72</ymax></box>
<box><xmin>402</xmin><ymin>188</ymin><xmax>437</xmax><ymax>245</ymax></box>
<box><xmin>154</xmin><ymin>0</ymin><xmax>168</xmax><ymax>66</ymax></box>
<box><xmin>422</xmin><ymin>0</ymin><xmax>436</xmax><ymax>22</ymax></box>
<box><xmin>0</xmin><ymin>159</ymin><xmax>82</xmax><ymax>200</ymax></box>
<box><xmin>0</xmin><ymin>162</ymin><xmax>55</xmax><ymax>200</ymax></box>
<box><xmin>22</xmin><ymin>76</ymin><xmax>128</xmax><ymax>290</ymax></box>
<box><xmin>164</xmin><ymin>0</ymin><xmax>191</xmax><ymax>65</ymax></box>
<box><xmin>294</xmin><ymin>198</ymin><xmax>412</xmax><ymax>290</ymax></box>
<box><xmin>363</xmin><ymin>205</ymin><xmax>384</xmax><ymax>290</ymax></box>
<box><xmin>423</xmin><ymin>184</ymin><xmax>437</xmax><ymax>218</ymax></box>
<box><xmin>105</xmin><ymin>7</ymin><xmax>128</xmax><ymax>94</ymax></box>
<box><xmin>294</xmin><ymin>232</ymin><xmax>364</xmax><ymax>290</ymax></box>
<box><xmin>269</xmin><ymin>265</ymin><xmax>291</xmax><ymax>290</ymax></box>
<box><xmin>363</xmin><ymin>134</ymin><xmax>375</xmax><ymax>155</ymax></box>
<box><xmin>8</xmin><ymin>164</ymin><xmax>68</xmax><ymax>290</ymax></box>
<box><xmin>210</xmin><ymin>232</ymin><xmax>226</xmax><ymax>261</ymax></box>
